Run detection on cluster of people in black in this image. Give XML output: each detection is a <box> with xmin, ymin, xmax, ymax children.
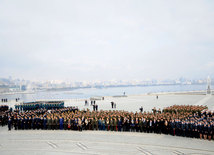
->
<box><xmin>15</xmin><ymin>98</ymin><xmax>20</xmax><ymax>102</ymax></box>
<box><xmin>5</xmin><ymin>107</ymin><xmax>78</xmax><ymax>130</ymax></box>
<box><xmin>111</xmin><ymin>102</ymin><xmax>116</xmax><ymax>109</ymax></box>
<box><xmin>86</xmin><ymin>100</ymin><xmax>116</xmax><ymax>110</ymax></box>
<box><xmin>0</xmin><ymin>105</ymin><xmax>9</xmax><ymax>112</ymax></box>
<box><xmin>1</xmin><ymin>104</ymin><xmax>214</xmax><ymax>141</ymax></box>
<box><xmin>1</xmin><ymin>98</ymin><xmax>8</xmax><ymax>102</ymax></box>
<box><xmin>0</xmin><ymin>105</ymin><xmax>9</xmax><ymax>127</ymax></box>
<box><xmin>1</xmin><ymin>98</ymin><xmax>20</xmax><ymax>103</ymax></box>
<box><xmin>87</xmin><ymin>100</ymin><xmax>99</xmax><ymax>111</ymax></box>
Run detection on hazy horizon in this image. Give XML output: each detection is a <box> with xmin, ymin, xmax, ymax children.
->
<box><xmin>1</xmin><ymin>0</ymin><xmax>214</xmax><ymax>81</ymax></box>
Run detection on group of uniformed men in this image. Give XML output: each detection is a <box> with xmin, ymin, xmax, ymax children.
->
<box><xmin>1</xmin><ymin>98</ymin><xmax>8</xmax><ymax>102</ymax></box>
<box><xmin>0</xmin><ymin>105</ymin><xmax>9</xmax><ymax>112</ymax></box>
<box><xmin>2</xmin><ymin>104</ymin><xmax>214</xmax><ymax>141</ymax></box>
<box><xmin>0</xmin><ymin>105</ymin><xmax>9</xmax><ymax>126</ymax></box>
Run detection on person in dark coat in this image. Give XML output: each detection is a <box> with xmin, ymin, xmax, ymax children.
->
<box><xmin>40</xmin><ymin>117</ymin><xmax>44</xmax><ymax>129</ymax></box>
<box><xmin>51</xmin><ymin>117</ymin><xmax>55</xmax><ymax>130</ymax></box>
<box><xmin>39</xmin><ymin>117</ymin><xmax>43</xmax><ymax>129</ymax></box>
<box><xmin>98</xmin><ymin>118</ymin><xmax>102</xmax><ymax>130</ymax></box>
<box><xmin>160</xmin><ymin>119</ymin><xmax>164</xmax><ymax>134</ymax></box>
<box><xmin>74</xmin><ymin>118</ymin><xmax>78</xmax><ymax>130</ymax></box>
<box><xmin>110</xmin><ymin>118</ymin><xmax>113</xmax><ymax>131</ymax></box>
<box><xmin>118</xmin><ymin>117</ymin><xmax>122</xmax><ymax>132</ymax></box>
<box><xmin>70</xmin><ymin>118</ymin><xmax>74</xmax><ymax>130</ymax></box>
<box><xmin>149</xmin><ymin>120</ymin><xmax>153</xmax><ymax>133</ymax></box>
<box><xmin>8</xmin><ymin>117</ymin><xmax>12</xmax><ymax>131</ymax></box>
<box><xmin>47</xmin><ymin>116</ymin><xmax>51</xmax><ymax>130</ymax></box>
<box><xmin>170</xmin><ymin>120</ymin><xmax>175</xmax><ymax>136</ymax></box>
<box><xmin>189</xmin><ymin>121</ymin><xmax>194</xmax><ymax>138</ymax></box>
<box><xmin>153</xmin><ymin>119</ymin><xmax>157</xmax><ymax>133</ymax></box>
<box><xmin>198</xmin><ymin>122</ymin><xmax>203</xmax><ymax>139</ymax></box>
<box><xmin>55</xmin><ymin>117</ymin><xmax>59</xmax><ymax>130</ymax></box>
<box><xmin>28</xmin><ymin>116</ymin><xmax>32</xmax><ymax>130</ymax></box>
<box><xmin>101</xmin><ymin>118</ymin><xmax>106</xmax><ymax>131</ymax></box>
<box><xmin>21</xmin><ymin>117</ymin><xmax>24</xmax><ymax>130</ymax></box>
<box><xmin>181</xmin><ymin>121</ymin><xmax>186</xmax><ymax>137</ymax></box>
<box><xmin>64</xmin><ymin>118</ymin><xmax>68</xmax><ymax>130</ymax></box>
<box><xmin>139</xmin><ymin>106</ymin><xmax>143</xmax><ymax>113</ymax></box>
<box><xmin>24</xmin><ymin>116</ymin><xmax>28</xmax><ymax>129</ymax></box>
<box><xmin>18</xmin><ymin>117</ymin><xmax>21</xmax><ymax>130</ymax></box>
<box><xmin>142</xmin><ymin>118</ymin><xmax>147</xmax><ymax>133</ymax></box>
<box><xmin>111</xmin><ymin>102</ymin><xmax>114</xmax><ymax>109</ymax></box>
<box><xmin>14</xmin><ymin>117</ymin><xmax>17</xmax><ymax>130</ymax></box>
<box><xmin>176</xmin><ymin>119</ymin><xmax>181</xmax><ymax>136</ymax></box>
<box><xmin>43</xmin><ymin>117</ymin><xmax>47</xmax><ymax>130</ymax></box>
<box><xmin>126</xmin><ymin>118</ymin><xmax>130</xmax><ymax>131</ymax></box>
<box><xmin>203</xmin><ymin>123</ymin><xmax>208</xmax><ymax>140</ymax></box>
<box><xmin>59</xmin><ymin>117</ymin><xmax>64</xmax><ymax>130</ymax></box>
<box><xmin>156</xmin><ymin>119</ymin><xmax>161</xmax><ymax>134</ymax></box>
<box><xmin>139</xmin><ymin>118</ymin><xmax>143</xmax><ymax>132</ymax></box>
<box><xmin>36</xmin><ymin>117</ymin><xmax>40</xmax><ymax>130</ymax></box>
<box><xmin>207</xmin><ymin>124</ymin><xmax>212</xmax><ymax>141</ymax></box>
<box><xmin>130</xmin><ymin>118</ymin><xmax>135</xmax><ymax>132</ymax></box>
<box><xmin>135</xmin><ymin>118</ymin><xmax>139</xmax><ymax>132</ymax></box>
<box><xmin>32</xmin><ymin>116</ymin><xmax>36</xmax><ymax>130</ymax></box>
<box><xmin>193</xmin><ymin>123</ymin><xmax>198</xmax><ymax>138</ymax></box>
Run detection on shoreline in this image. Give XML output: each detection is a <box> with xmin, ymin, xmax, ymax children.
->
<box><xmin>0</xmin><ymin>90</ymin><xmax>212</xmax><ymax>103</ymax></box>
<box><xmin>0</xmin><ymin>83</ymin><xmax>212</xmax><ymax>96</ymax></box>
<box><xmin>35</xmin><ymin>90</ymin><xmax>210</xmax><ymax>102</ymax></box>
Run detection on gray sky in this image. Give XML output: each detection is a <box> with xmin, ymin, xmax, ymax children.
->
<box><xmin>0</xmin><ymin>0</ymin><xmax>214</xmax><ymax>81</ymax></box>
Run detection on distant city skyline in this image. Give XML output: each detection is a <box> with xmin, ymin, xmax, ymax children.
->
<box><xmin>0</xmin><ymin>75</ymin><xmax>211</xmax><ymax>85</ymax></box>
<box><xmin>0</xmin><ymin>75</ymin><xmax>212</xmax><ymax>83</ymax></box>
<box><xmin>1</xmin><ymin>1</ymin><xmax>214</xmax><ymax>81</ymax></box>
<box><xmin>0</xmin><ymin>75</ymin><xmax>213</xmax><ymax>93</ymax></box>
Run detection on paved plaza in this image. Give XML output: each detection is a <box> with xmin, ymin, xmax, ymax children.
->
<box><xmin>0</xmin><ymin>126</ymin><xmax>214</xmax><ymax>155</ymax></box>
<box><xmin>2</xmin><ymin>93</ymin><xmax>214</xmax><ymax>112</ymax></box>
<box><xmin>65</xmin><ymin>94</ymin><xmax>214</xmax><ymax>112</ymax></box>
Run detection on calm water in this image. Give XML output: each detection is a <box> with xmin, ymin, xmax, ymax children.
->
<box><xmin>0</xmin><ymin>84</ymin><xmax>211</xmax><ymax>102</ymax></box>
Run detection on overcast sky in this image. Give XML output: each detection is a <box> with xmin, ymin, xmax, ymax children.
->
<box><xmin>0</xmin><ymin>0</ymin><xmax>214</xmax><ymax>81</ymax></box>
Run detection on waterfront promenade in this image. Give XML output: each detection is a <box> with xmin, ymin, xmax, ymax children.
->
<box><xmin>64</xmin><ymin>93</ymin><xmax>214</xmax><ymax>112</ymax></box>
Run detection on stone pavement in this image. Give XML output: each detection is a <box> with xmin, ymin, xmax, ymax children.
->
<box><xmin>0</xmin><ymin>126</ymin><xmax>213</xmax><ymax>155</ymax></box>
<box><xmin>2</xmin><ymin>94</ymin><xmax>214</xmax><ymax>112</ymax></box>
<box><xmin>65</xmin><ymin>94</ymin><xmax>214</xmax><ymax>112</ymax></box>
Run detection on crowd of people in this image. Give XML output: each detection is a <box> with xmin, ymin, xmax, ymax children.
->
<box><xmin>1</xmin><ymin>104</ymin><xmax>213</xmax><ymax>141</ymax></box>
<box><xmin>0</xmin><ymin>105</ymin><xmax>9</xmax><ymax>112</ymax></box>
<box><xmin>0</xmin><ymin>105</ymin><xmax>9</xmax><ymax>126</ymax></box>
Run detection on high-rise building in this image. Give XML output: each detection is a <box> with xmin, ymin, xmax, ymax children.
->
<box><xmin>207</xmin><ymin>76</ymin><xmax>211</xmax><ymax>94</ymax></box>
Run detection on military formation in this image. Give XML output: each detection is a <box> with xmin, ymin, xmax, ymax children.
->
<box><xmin>0</xmin><ymin>105</ymin><xmax>9</xmax><ymax>112</ymax></box>
<box><xmin>1</xmin><ymin>104</ymin><xmax>214</xmax><ymax>141</ymax></box>
<box><xmin>0</xmin><ymin>105</ymin><xmax>9</xmax><ymax>127</ymax></box>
